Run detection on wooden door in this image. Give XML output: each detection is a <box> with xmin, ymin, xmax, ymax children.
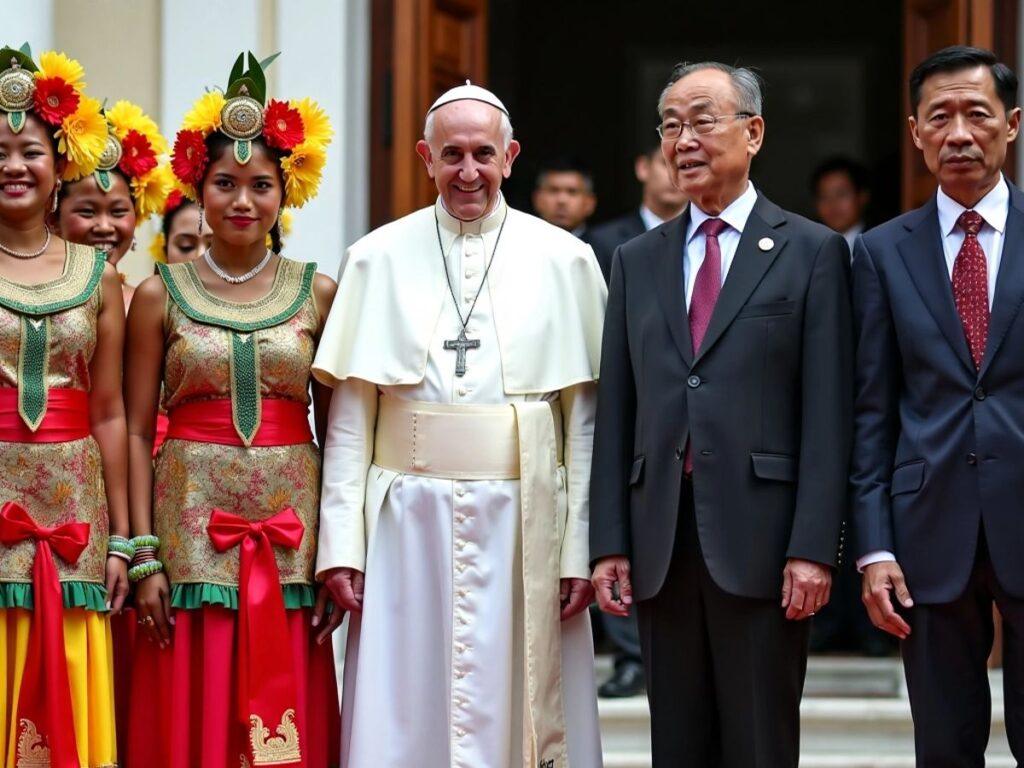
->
<box><xmin>901</xmin><ymin>0</ymin><xmax>1019</xmax><ymax>210</ymax></box>
<box><xmin>370</xmin><ymin>0</ymin><xmax>488</xmax><ymax>227</ymax></box>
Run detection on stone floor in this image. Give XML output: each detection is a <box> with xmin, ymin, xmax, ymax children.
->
<box><xmin>596</xmin><ymin>655</ymin><xmax>1011</xmax><ymax>767</ymax></box>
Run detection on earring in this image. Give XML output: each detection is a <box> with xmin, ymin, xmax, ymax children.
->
<box><xmin>50</xmin><ymin>180</ymin><xmax>61</xmax><ymax>213</ymax></box>
<box><xmin>197</xmin><ymin>205</ymin><xmax>204</xmax><ymax>235</ymax></box>
<box><xmin>131</xmin><ymin>236</ymin><xmax>137</xmax><ymax>252</ymax></box>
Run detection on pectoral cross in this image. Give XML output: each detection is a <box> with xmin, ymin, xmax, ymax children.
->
<box><xmin>444</xmin><ymin>329</ymin><xmax>480</xmax><ymax>377</ymax></box>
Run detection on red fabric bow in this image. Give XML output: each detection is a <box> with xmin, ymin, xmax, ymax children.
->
<box><xmin>207</xmin><ymin>507</ymin><xmax>305</xmax><ymax>765</ymax></box>
<box><xmin>0</xmin><ymin>501</ymin><xmax>90</xmax><ymax>768</ymax></box>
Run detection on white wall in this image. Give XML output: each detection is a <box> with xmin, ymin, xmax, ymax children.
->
<box><xmin>3</xmin><ymin>2</ymin><xmax>54</xmax><ymax>53</ymax></box>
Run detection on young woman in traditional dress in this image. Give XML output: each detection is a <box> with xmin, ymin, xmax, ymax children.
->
<box><xmin>124</xmin><ymin>52</ymin><xmax>342</xmax><ymax>767</ymax></box>
<box><xmin>51</xmin><ymin>101</ymin><xmax>169</xmax><ymax>310</ymax></box>
<box><xmin>0</xmin><ymin>45</ymin><xmax>128</xmax><ymax>767</ymax></box>
<box><xmin>149</xmin><ymin>190</ymin><xmax>213</xmax><ymax>266</ymax></box>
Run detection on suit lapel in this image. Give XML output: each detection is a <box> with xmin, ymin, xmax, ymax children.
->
<box><xmin>653</xmin><ymin>212</ymin><xmax>693</xmax><ymax>367</ymax></box>
<box><xmin>980</xmin><ymin>187</ymin><xmax>1024</xmax><ymax>378</ymax></box>
<box><xmin>692</xmin><ymin>196</ymin><xmax>787</xmax><ymax>366</ymax></box>
<box><xmin>896</xmin><ymin>199</ymin><xmax>976</xmax><ymax>375</ymax></box>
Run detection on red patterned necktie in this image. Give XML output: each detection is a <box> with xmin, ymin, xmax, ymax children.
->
<box><xmin>952</xmin><ymin>210</ymin><xmax>990</xmax><ymax>369</ymax></box>
<box><xmin>685</xmin><ymin>217</ymin><xmax>728</xmax><ymax>473</ymax></box>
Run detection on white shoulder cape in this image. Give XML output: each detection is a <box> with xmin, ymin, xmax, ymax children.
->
<box><xmin>312</xmin><ymin>203</ymin><xmax>607</xmax><ymax>394</ymax></box>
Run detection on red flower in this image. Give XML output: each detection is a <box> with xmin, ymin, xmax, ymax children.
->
<box><xmin>118</xmin><ymin>130</ymin><xmax>158</xmax><ymax>179</ymax></box>
<box><xmin>263</xmin><ymin>100</ymin><xmax>304</xmax><ymax>151</ymax></box>
<box><xmin>171</xmin><ymin>129</ymin><xmax>208</xmax><ymax>186</ymax></box>
<box><xmin>32</xmin><ymin>77</ymin><xmax>80</xmax><ymax>125</ymax></box>
<box><xmin>164</xmin><ymin>189</ymin><xmax>185</xmax><ymax>215</ymax></box>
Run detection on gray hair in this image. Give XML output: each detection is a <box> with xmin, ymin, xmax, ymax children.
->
<box><xmin>657</xmin><ymin>62</ymin><xmax>763</xmax><ymax>118</ymax></box>
<box><xmin>423</xmin><ymin>106</ymin><xmax>514</xmax><ymax>149</ymax></box>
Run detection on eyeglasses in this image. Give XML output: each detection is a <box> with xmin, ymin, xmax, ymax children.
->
<box><xmin>657</xmin><ymin>113</ymin><xmax>754</xmax><ymax>141</ymax></box>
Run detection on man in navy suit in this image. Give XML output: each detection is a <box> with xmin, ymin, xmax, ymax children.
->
<box><xmin>852</xmin><ymin>46</ymin><xmax>1024</xmax><ymax>765</ymax></box>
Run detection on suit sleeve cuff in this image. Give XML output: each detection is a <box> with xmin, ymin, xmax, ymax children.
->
<box><xmin>856</xmin><ymin>550</ymin><xmax>896</xmax><ymax>573</ymax></box>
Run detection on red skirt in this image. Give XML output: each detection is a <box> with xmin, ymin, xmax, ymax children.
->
<box><xmin>111</xmin><ymin>607</ymin><xmax>138</xmax><ymax>761</ymax></box>
<box><xmin>125</xmin><ymin>606</ymin><xmax>340</xmax><ymax>768</ymax></box>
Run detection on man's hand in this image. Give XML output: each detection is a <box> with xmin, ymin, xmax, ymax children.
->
<box><xmin>560</xmin><ymin>578</ymin><xmax>594</xmax><ymax>621</ymax></box>
<box><xmin>862</xmin><ymin>561</ymin><xmax>913</xmax><ymax>640</ymax></box>
<box><xmin>591</xmin><ymin>556</ymin><xmax>633</xmax><ymax>617</ymax></box>
<box><xmin>312</xmin><ymin>586</ymin><xmax>346</xmax><ymax>645</ymax></box>
<box><xmin>782</xmin><ymin>558</ymin><xmax>832</xmax><ymax>621</ymax></box>
<box><xmin>322</xmin><ymin>567</ymin><xmax>365</xmax><ymax>613</ymax></box>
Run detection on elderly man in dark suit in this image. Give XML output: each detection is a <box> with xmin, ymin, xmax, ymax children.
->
<box><xmin>852</xmin><ymin>46</ymin><xmax>1024</xmax><ymax>766</ymax></box>
<box><xmin>590</xmin><ymin>61</ymin><xmax>853</xmax><ymax>767</ymax></box>
<box><xmin>589</xmin><ymin>144</ymin><xmax>688</xmax><ymax>283</ymax></box>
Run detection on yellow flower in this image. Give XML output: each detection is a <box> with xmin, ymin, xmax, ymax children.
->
<box><xmin>131</xmin><ymin>165</ymin><xmax>173</xmax><ymax>219</ymax></box>
<box><xmin>182</xmin><ymin>90</ymin><xmax>225</xmax><ymax>136</ymax></box>
<box><xmin>149</xmin><ymin>232</ymin><xmax>167</xmax><ymax>263</ymax></box>
<box><xmin>36</xmin><ymin>51</ymin><xmax>85</xmax><ymax>91</ymax></box>
<box><xmin>280</xmin><ymin>209</ymin><xmax>294</xmax><ymax>236</ymax></box>
<box><xmin>280</xmin><ymin>140</ymin><xmax>326</xmax><ymax>208</ymax></box>
<box><xmin>56</xmin><ymin>95</ymin><xmax>108</xmax><ymax>180</ymax></box>
<box><xmin>106</xmin><ymin>100</ymin><xmax>168</xmax><ymax>155</ymax></box>
<box><xmin>292</xmin><ymin>98</ymin><xmax>333</xmax><ymax>147</ymax></box>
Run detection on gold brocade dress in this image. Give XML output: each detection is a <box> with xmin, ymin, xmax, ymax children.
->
<box><xmin>127</xmin><ymin>257</ymin><xmax>339</xmax><ymax>768</ymax></box>
<box><xmin>0</xmin><ymin>242</ymin><xmax>116</xmax><ymax>768</ymax></box>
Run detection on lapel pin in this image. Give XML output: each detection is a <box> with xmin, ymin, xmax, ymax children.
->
<box><xmin>758</xmin><ymin>237</ymin><xmax>774</xmax><ymax>252</ymax></box>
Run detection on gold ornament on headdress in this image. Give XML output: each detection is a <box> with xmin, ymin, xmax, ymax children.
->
<box><xmin>0</xmin><ymin>59</ymin><xmax>34</xmax><ymax>133</ymax></box>
<box><xmin>221</xmin><ymin>86</ymin><xmax>264</xmax><ymax>165</ymax></box>
<box><xmin>94</xmin><ymin>128</ymin><xmax>123</xmax><ymax>192</ymax></box>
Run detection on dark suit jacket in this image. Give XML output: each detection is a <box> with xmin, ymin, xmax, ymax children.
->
<box><xmin>851</xmin><ymin>182</ymin><xmax>1024</xmax><ymax>603</ymax></box>
<box><xmin>589</xmin><ymin>211</ymin><xmax>647</xmax><ymax>283</ymax></box>
<box><xmin>590</xmin><ymin>193</ymin><xmax>854</xmax><ymax>602</ymax></box>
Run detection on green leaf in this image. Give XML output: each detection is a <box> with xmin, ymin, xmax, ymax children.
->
<box><xmin>226</xmin><ymin>76</ymin><xmax>259</xmax><ymax>101</ymax></box>
<box><xmin>227</xmin><ymin>51</ymin><xmax>245</xmax><ymax>91</ymax></box>
<box><xmin>258</xmin><ymin>51</ymin><xmax>281</xmax><ymax>71</ymax></box>
<box><xmin>18</xmin><ymin>42</ymin><xmax>31</xmax><ymax>57</ymax></box>
<box><xmin>0</xmin><ymin>46</ymin><xmax>38</xmax><ymax>73</ymax></box>
<box><xmin>247</xmin><ymin>50</ymin><xmax>267</xmax><ymax>104</ymax></box>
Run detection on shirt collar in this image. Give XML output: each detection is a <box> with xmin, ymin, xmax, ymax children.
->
<box><xmin>639</xmin><ymin>206</ymin><xmax>664</xmax><ymax>232</ymax></box>
<box><xmin>435</xmin><ymin>193</ymin><xmax>507</xmax><ymax>236</ymax></box>
<box><xmin>687</xmin><ymin>181</ymin><xmax>758</xmax><ymax>242</ymax></box>
<box><xmin>936</xmin><ymin>175</ymin><xmax>1009</xmax><ymax>237</ymax></box>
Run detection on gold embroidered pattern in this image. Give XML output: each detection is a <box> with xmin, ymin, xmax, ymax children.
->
<box><xmin>0</xmin><ymin>242</ymin><xmax>104</xmax><ymax>316</ymax></box>
<box><xmin>249</xmin><ymin>709</ymin><xmax>301</xmax><ymax>765</ymax></box>
<box><xmin>17</xmin><ymin>719</ymin><xmax>50</xmax><ymax>767</ymax></box>
<box><xmin>159</xmin><ymin>257</ymin><xmax>315</xmax><ymax>332</ymax></box>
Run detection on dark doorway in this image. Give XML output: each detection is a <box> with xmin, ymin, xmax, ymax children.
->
<box><xmin>489</xmin><ymin>0</ymin><xmax>902</xmax><ymax>228</ymax></box>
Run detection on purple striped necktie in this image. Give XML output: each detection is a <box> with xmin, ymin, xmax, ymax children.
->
<box><xmin>685</xmin><ymin>217</ymin><xmax>728</xmax><ymax>473</ymax></box>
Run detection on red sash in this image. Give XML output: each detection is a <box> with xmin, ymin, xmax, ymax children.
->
<box><xmin>0</xmin><ymin>388</ymin><xmax>90</xmax><ymax>443</ymax></box>
<box><xmin>208</xmin><ymin>507</ymin><xmax>305</xmax><ymax>766</ymax></box>
<box><xmin>166</xmin><ymin>398</ymin><xmax>312</xmax><ymax>447</ymax></box>
<box><xmin>0</xmin><ymin>502</ymin><xmax>90</xmax><ymax>768</ymax></box>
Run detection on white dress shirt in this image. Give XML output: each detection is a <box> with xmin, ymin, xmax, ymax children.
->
<box><xmin>639</xmin><ymin>205</ymin><xmax>665</xmax><ymax>232</ymax></box>
<box><xmin>842</xmin><ymin>222</ymin><xmax>865</xmax><ymax>257</ymax></box>
<box><xmin>856</xmin><ymin>176</ymin><xmax>1010</xmax><ymax>572</ymax></box>
<box><xmin>684</xmin><ymin>181</ymin><xmax>758</xmax><ymax>310</ymax></box>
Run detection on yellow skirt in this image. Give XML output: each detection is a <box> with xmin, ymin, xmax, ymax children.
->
<box><xmin>0</xmin><ymin>608</ymin><xmax>116</xmax><ymax>768</ymax></box>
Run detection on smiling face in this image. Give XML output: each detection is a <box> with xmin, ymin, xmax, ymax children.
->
<box><xmin>910</xmin><ymin>64</ymin><xmax>1020</xmax><ymax>207</ymax></box>
<box><xmin>416</xmin><ymin>100</ymin><xmax>521</xmax><ymax>221</ymax></box>
<box><xmin>54</xmin><ymin>172</ymin><xmax>136</xmax><ymax>265</ymax></box>
<box><xmin>659</xmin><ymin>68</ymin><xmax>764</xmax><ymax>214</ymax></box>
<box><xmin>198</xmin><ymin>138</ymin><xmax>283</xmax><ymax>249</ymax></box>
<box><xmin>0</xmin><ymin>113</ymin><xmax>61</xmax><ymax>224</ymax></box>
<box><xmin>165</xmin><ymin>203</ymin><xmax>213</xmax><ymax>264</ymax></box>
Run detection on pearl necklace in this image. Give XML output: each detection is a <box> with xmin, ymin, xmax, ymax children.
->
<box><xmin>203</xmin><ymin>248</ymin><xmax>273</xmax><ymax>284</ymax></box>
<box><xmin>0</xmin><ymin>227</ymin><xmax>50</xmax><ymax>260</ymax></box>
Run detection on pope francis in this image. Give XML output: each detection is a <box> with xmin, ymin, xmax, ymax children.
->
<box><xmin>313</xmin><ymin>83</ymin><xmax>607</xmax><ymax>768</ymax></box>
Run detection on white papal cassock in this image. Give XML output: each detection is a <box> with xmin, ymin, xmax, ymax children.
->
<box><xmin>312</xmin><ymin>196</ymin><xmax>607</xmax><ymax>768</ymax></box>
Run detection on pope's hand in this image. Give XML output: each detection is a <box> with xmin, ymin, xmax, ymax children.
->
<box><xmin>782</xmin><ymin>558</ymin><xmax>832</xmax><ymax>621</ymax></box>
<box><xmin>591</xmin><ymin>556</ymin><xmax>633</xmax><ymax>617</ymax></box>
<box><xmin>322</xmin><ymin>566</ymin><xmax>365</xmax><ymax>613</ymax></box>
<box><xmin>862</xmin><ymin>561</ymin><xmax>913</xmax><ymax>640</ymax></box>
<box><xmin>560</xmin><ymin>578</ymin><xmax>594</xmax><ymax>621</ymax></box>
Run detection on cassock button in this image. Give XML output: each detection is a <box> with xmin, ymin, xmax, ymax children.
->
<box><xmin>687</xmin><ymin>375</ymin><xmax>701</xmax><ymax>389</ymax></box>
<box><xmin>758</xmin><ymin>237</ymin><xmax>774</xmax><ymax>251</ymax></box>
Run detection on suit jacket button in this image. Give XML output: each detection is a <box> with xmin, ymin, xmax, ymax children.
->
<box><xmin>687</xmin><ymin>375</ymin><xmax>701</xmax><ymax>388</ymax></box>
<box><xmin>974</xmin><ymin>386</ymin><xmax>987</xmax><ymax>401</ymax></box>
<box><xmin>967</xmin><ymin>452</ymin><xmax>978</xmax><ymax>465</ymax></box>
<box><xmin>675</xmin><ymin>448</ymin><xmax>684</xmax><ymax>460</ymax></box>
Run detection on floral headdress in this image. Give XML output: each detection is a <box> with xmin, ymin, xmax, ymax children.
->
<box><xmin>171</xmin><ymin>51</ymin><xmax>332</xmax><ymax>208</ymax></box>
<box><xmin>94</xmin><ymin>101</ymin><xmax>171</xmax><ymax>219</ymax></box>
<box><xmin>0</xmin><ymin>43</ymin><xmax>107</xmax><ymax>180</ymax></box>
